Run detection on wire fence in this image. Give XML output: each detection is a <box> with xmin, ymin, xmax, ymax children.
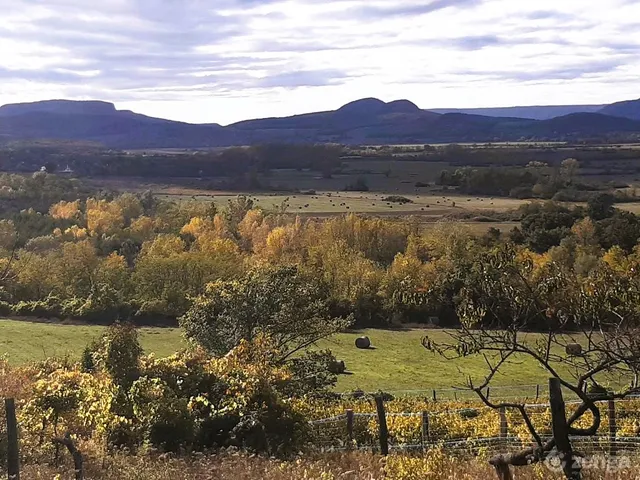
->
<box><xmin>337</xmin><ymin>384</ymin><xmax>596</xmax><ymax>402</ymax></box>
<box><xmin>308</xmin><ymin>397</ymin><xmax>640</xmax><ymax>456</ymax></box>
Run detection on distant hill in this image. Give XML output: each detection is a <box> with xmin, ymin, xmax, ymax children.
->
<box><xmin>1</xmin><ymin>98</ymin><xmax>640</xmax><ymax>148</ymax></box>
<box><xmin>599</xmin><ymin>99</ymin><xmax>640</xmax><ymax>121</ymax></box>
<box><xmin>429</xmin><ymin>105</ymin><xmax>604</xmax><ymax>120</ymax></box>
<box><xmin>0</xmin><ymin>100</ymin><xmax>233</xmax><ymax>149</ymax></box>
<box><xmin>0</xmin><ymin>99</ymin><xmax>118</xmax><ymax>117</ymax></box>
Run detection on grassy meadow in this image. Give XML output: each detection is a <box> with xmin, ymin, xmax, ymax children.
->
<box><xmin>0</xmin><ymin>319</ymin><xmax>560</xmax><ymax>394</ymax></box>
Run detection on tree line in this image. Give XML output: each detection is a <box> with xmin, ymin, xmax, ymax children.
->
<box><xmin>0</xmin><ymin>174</ymin><xmax>638</xmax><ymax>331</ymax></box>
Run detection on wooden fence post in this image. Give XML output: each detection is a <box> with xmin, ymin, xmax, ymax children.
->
<box><xmin>432</xmin><ymin>389</ymin><xmax>437</xmax><ymax>402</ymax></box>
<box><xmin>374</xmin><ymin>395</ymin><xmax>389</xmax><ymax>456</ymax></box>
<box><xmin>346</xmin><ymin>409</ymin><xmax>354</xmax><ymax>448</ymax></box>
<box><xmin>5</xmin><ymin>398</ymin><xmax>20</xmax><ymax>480</ymax></box>
<box><xmin>608</xmin><ymin>400</ymin><xmax>617</xmax><ymax>457</ymax></box>
<box><xmin>499</xmin><ymin>407</ymin><xmax>508</xmax><ymax>440</ymax></box>
<box><xmin>486</xmin><ymin>387</ymin><xmax>490</xmax><ymax>401</ymax></box>
<box><xmin>421</xmin><ymin>411</ymin><xmax>430</xmax><ymax>453</ymax></box>
<box><xmin>535</xmin><ymin>384</ymin><xmax>540</xmax><ymax>401</ymax></box>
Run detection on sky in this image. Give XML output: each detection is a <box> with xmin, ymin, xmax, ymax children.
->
<box><xmin>0</xmin><ymin>0</ymin><xmax>639</xmax><ymax>125</ymax></box>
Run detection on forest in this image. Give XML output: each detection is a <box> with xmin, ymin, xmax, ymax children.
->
<box><xmin>0</xmin><ymin>172</ymin><xmax>639</xmax><ymax>329</ymax></box>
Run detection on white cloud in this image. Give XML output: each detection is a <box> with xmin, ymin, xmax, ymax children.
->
<box><xmin>0</xmin><ymin>0</ymin><xmax>639</xmax><ymax>124</ymax></box>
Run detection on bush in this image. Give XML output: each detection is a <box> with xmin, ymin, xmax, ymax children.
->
<box><xmin>12</xmin><ymin>297</ymin><xmax>62</xmax><ymax>318</ymax></box>
<box><xmin>286</xmin><ymin>350</ymin><xmax>339</xmax><ymax>396</ymax></box>
<box><xmin>130</xmin><ymin>377</ymin><xmax>195</xmax><ymax>452</ymax></box>
<box><xmin>93</xmin><ymin>322</ymin><xmax>142</xmax><ymax>390</ymax></box>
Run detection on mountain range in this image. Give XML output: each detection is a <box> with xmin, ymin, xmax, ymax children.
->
<box><xmin>1</xmin><ymin>97</ymin><xmax>640</xmax><ymax>149</ymax></box>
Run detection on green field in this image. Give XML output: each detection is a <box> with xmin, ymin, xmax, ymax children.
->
<box><xmin>0</xmin><ymin>320</ymin><xmax>559</xmax><ymax>393</ymax></box>
<box><xmin>0</xmin><ymin>319</ymin><xmax>186</xmax><ymax>364</ymax></box>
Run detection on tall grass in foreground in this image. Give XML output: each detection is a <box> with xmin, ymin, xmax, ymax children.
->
<box><xmin>13</xmin><ymin>451</ymin><xmax>634</xmax><ymax>479</ymax></box>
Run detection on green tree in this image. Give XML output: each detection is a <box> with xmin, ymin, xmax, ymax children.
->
<box><xmin>587</xmin><ymin>192</ymin><xmax>615</xmax><ymax>221</ymax></box>
<box><xmin>180</xmin><ymin>266</ymin><xmax>352</xmax><ymax>361</ymax></box>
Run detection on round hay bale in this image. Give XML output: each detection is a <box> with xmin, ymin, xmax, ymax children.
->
<box><xmin>566</xmin><ymin>343</ymin><xmax>583</xmax><ymax>356</ymax></box>
<box><xmin>355</xmin><ymin>336</ymin><xmax>371</xmax><ymax>349</ymax></box>
<box><xmin>328</xmin><ymin>360</ymin><xmax>346</xmax><ymax>374</ymax></box>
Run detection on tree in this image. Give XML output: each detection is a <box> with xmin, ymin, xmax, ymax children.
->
<box><xmin>587</xmin><ymin>193</ymin><xmax>614</xmax><ymax>221</ymax></box>
<box><xmin>422</xmin><ymin>247</ymin><xmax>640</xmax><ymax>480</ymax></box>
<box><xmin>596</xmin><ymin>210</ymin><xmax>640</xmax><ymax>253</ymax></box>
<box><xmin>180</xmin><ymin>266</ymin><xmax>352</xmax><ymax>362</ymax></box>
<box><xmin>561</xmin><ymin>158</ymin><xmax>580</xmax><ymax>184</ymax></box>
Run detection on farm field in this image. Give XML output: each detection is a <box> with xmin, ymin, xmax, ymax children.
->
<box><xmin>0</xmin><ymin>319</ymin><xmax>562</xmax><ymax>393</ymax></box>
<box><xmin>158</xmin><ymin>191</ymin><xmax>527</xmax><ymax>216</ymax></box>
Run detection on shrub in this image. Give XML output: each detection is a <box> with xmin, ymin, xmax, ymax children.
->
<box><xmin>93</xmin><ymin>322</ymin><xmax>142</xmax><ymax>390</ymax></box>
<box><xmin>130</xmin><ymin>377</ymin><xmax>194</xmax><ymax>452</ymax></box>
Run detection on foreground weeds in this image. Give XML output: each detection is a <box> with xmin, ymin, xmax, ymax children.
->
<box><xmin>14</xmin><ymin>451</ymin><xmax>637</xmax><ymax>479</ymax></box>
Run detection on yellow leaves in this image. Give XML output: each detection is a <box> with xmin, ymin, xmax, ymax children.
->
<box><xmin>265</xmin><ymin>226</ymin><xmax>289</xmax><ymax>259</ymax></box>
<box><xmin>181</xmin><ymin>214</ymin><xmax>233</xmax><ymax>241</ymax></box>
<box><xmin>49</xmin><ymin>199</ymin><xmax>80</xmax><ymax>220</ymax></box>
<box><xmin>141</xmin><ymin>234</ymin><xmax>186</xmax><ymax>258</ymax></box>
<box><xmin>386</xmin><ymin>448</ymin><xmax>452</xmax><ymax>480</ymax></box>
<box><xmin>129</xmin><ymin>215</ymin><xmax>157</xmax><ymax>241</ymax></box>
<box><xmin>208</xmin><ymin>335</ymin><xmax>292</xmax><ymax>405</ymax></box>
<box><xmin>86</xmin><ymin>198</ymin><xmax>124</xmax><ymax>235</ymax></box>
<box><xmin>238</xmin><ymin>208</ymin><xmax>271</xmax><ymax>252</ymax></box>
<box><xmin>114</xmin><ymin>193</ymin><xmax>144</xmax><ymax>222</ymax></box>
<box><xmin>0</xmin><ymin>219</ymin><xmax>17</xmax><ymax>249</ymax></box>
<box><xmin>572</xmin><ymin>217</ymin><xmax>598</xmax><ymax>247</ymax></box>
<box><xmin>181</xmin><ymin>216</ymin><xmax>215</xmax><ymax>237</ymax></box>
<box><xmin>195</xmin><ymin>235</ymin><xmax>241</xmax><ymax>258</ymax></box>
<box><xmin>64</xmin><ymin>224</ymin><xmax>88</xmax><ymax>240</ymax></box>
<box><xmin>603</xmin><ymin>246</ymin><xmax>632</xmax><ymax>274</ymax></box>
<box><xmin>422</xmin><ymin>221</ymin><xmax>473</xmax><ymax>260</ymax></box>
<box><xmin>306</xmin><ymin>240</ymin><xmax>382</xmax><ymax>302</ymax></box>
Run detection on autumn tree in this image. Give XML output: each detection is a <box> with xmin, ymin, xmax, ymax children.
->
<box><xmin>180</xmin><ymin>266</ymin><xmax>352</xmax><ymax>361</ymax></box>
<box><xmin>423</xmin><ymin>246</ymin><xmax>640</xmax><ymax>480</ymax></box>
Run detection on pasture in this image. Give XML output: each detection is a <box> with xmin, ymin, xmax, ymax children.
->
<box><xmin>0</xmin><ymin>319</ymin><xmax>561</xmax><ymax>393</ymax></box>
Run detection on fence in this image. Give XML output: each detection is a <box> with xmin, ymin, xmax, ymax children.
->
<box><xmin>337</xmin><ymin>384</ymin><xmax>591</xmax><ymax>402</ymax></box>
<box><xmin>2</xmin><ymin>397</ymin><xmax>83</xmax><ymax>480</ymax></box>
<box><xmin>309</xmin><ymin>396</ymin><xmax>640</xmax><ymax>457</ymax></box>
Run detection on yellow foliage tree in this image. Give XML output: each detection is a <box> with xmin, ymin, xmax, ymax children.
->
<box><xmin>86</xmin><ymin>198</ymin><xmax>124</xmax><ymax>236</ymax></box>
<box><xmin>49</xmin><ymin>200</ymin><xmax>81</xmax><ymax>220</ymax></box>
<box><xmin>128</xmin><ymin>216</ymin><xmax>156</xmax><ymax>242</ymax></box>
<box><xmin>180</xmin><ymin>216</ymin><xmax>215</xmax><ymax>238</ymax></box>
<box><xmin>140</xmin><ymin>234</ymin><xmax>186</xmax><ymax>258</ymax></box>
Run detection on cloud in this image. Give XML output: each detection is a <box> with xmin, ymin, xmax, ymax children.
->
<box><xmin>254</xmin><ymin>69</ymin><xmax>353</xmax><ymax>88</ymax></box>
<box><xmin>344</xmin><ymin>0</ymin><xmax>483</xmax><ymax>19</ymax></box>
<box><xmin>1</xmin><ymin>0</ymin><xmax>640</xmax><ymax>124</ymax></box>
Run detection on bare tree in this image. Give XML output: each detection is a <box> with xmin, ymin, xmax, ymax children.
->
<box><xmin>421</xmin><ymin>247</ymin><xmax>640</xmax><ymax>480</ymax></box>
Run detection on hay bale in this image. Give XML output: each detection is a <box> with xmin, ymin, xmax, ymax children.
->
<box><xmin>355</xmin><ymin>336</ymin><xmax>371</xmax><ymax>349</ymax></box>
<box><xmin>329</xmin><ymin>360</ymin><xmax>346</xmax><ymax>374</ymax></box>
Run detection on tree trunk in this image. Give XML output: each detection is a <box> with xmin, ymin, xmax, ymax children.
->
<box><xmin>493</xmin><ymin>462</ymin><xmax>514</xmax><ymax>480</ymax></box>
<box><xmin>53</xmin><ymin>433</ymin><xmax>84</xmax><ymax>480</ymax></box>
<box><xmin>549</xmin><ymin>378</ymin><xmax>581</xmax><ymax>480</ymax></box>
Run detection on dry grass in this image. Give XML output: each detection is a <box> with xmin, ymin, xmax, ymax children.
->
<box><xmin>16</xmin><ymin>450</ymin><xmax>633</xmax><ymax>479</ymax></box>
